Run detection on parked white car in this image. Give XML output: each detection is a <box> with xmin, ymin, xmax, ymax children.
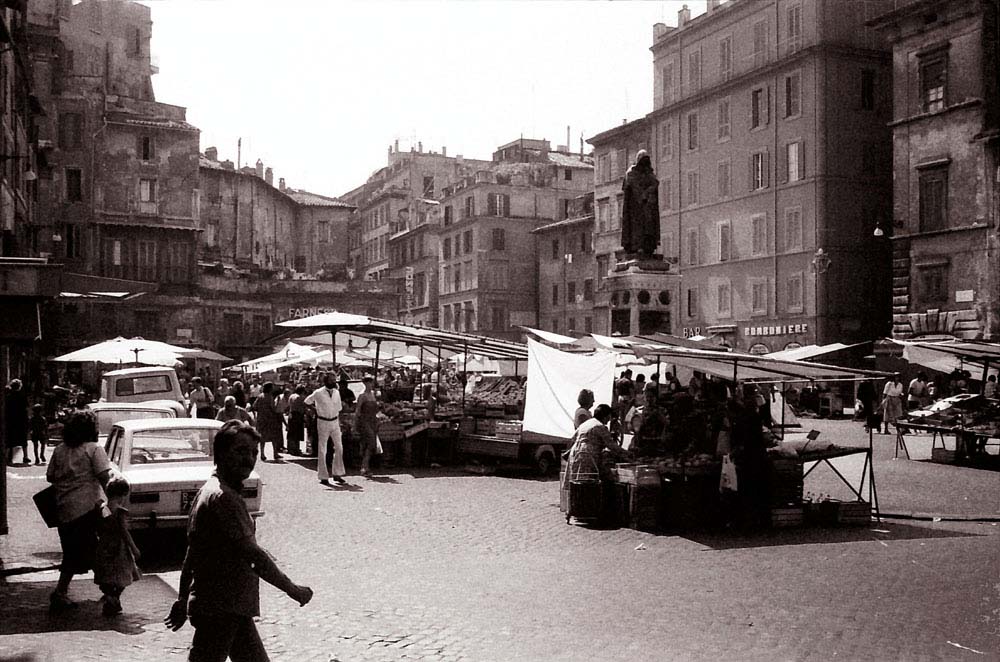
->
<box><xmin>88</xmin><ymin>401</ymin><xmax>177</xmax><ymax>437</ymax></box>
<box><xmin>99</xmin><ymin>367</ymin><xmax>188</xmax><ymax>417</ymax></box>
<box><xmin>104</xmin><ymin>418</ymin><xmax>263</xmax><ymax>529</ymax></box>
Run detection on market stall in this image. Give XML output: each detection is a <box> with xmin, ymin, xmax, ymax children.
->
<box><xmin>557</xmin><ymin>338</ymin><xmax>889</xmax><ymax>531</ymax></box>
<box><xmin>276</xmin><ymin>312</ymin><xmax>530</xmax><ymax>469</ymax></box>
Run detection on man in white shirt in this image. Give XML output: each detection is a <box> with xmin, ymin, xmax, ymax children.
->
<box><xmin>304</xmin><ymin>373</ymin><xmax>345</xmax><ymax>485</ymax></box>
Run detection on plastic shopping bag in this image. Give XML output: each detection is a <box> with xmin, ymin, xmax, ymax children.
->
<box><xmin>719</xmin><ymin>454</ymin><xmax>738</xmax><ymax>493</ymax></box>
<box><xmin>374</xmin><ymin>435</ymin><xmax>383</xmax><ymax>456</ymax></box>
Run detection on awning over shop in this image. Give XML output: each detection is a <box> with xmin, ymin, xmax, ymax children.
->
<box><xmin>276</xmin><ymin>312</ymin><xmax>528</xmax><ymax>361</ymax></box>
<box><xmin>766</xmin><ymin>342</ymin><xmax>862</xmax><ymax>362</ymax></box>
<box><xmin>889</xmin><ymin>338</ymin><xmax>1000</xmax><ymax>378</ymax></box>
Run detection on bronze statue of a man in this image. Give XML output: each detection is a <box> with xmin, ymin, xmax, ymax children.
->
<box><xmin>620</xmin><ymin>150</ymin><xmax>660</xmax><ymax>257</ymax></box>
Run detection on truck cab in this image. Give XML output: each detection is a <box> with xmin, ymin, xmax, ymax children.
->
<box><xmin>99</xmin><ymin>367</ymin><xmax>188</xmax><ymax>418</ymax></box>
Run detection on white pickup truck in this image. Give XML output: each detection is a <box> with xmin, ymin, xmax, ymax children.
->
<box><xmin>99</xmin><ymin>367</ymin><xmax>189</xmax><ymax>418</ymax></box>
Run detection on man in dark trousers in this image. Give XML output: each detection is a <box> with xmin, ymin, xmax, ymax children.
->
<box><xmin>165</xmin><ymin>421</ymin><xmax>313</xmax><ymax>661</ymax></box>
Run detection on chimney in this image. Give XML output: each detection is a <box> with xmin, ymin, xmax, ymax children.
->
<box><xmin>278</xmin><ymin>177</ymin><xmax>286</xmax><ymax>192</ymax></box>
<box><xmin>653</xmin><ymin>22</ymin><xmax>669</xmax><ymax>40</ymax></box>
<box><xmin>708</xmin><ymin>0</ymin><xmax>721</xmax><ymax>10</ymax></box>
<box><xmin>394</xmin><ymin>139</ymin><xmax>399</xmax><ymax>153</ymax></box>
<box><xmin>418</xmin><ymin>141</ymin><xmax>423</xmax><ymax>153</ymax></box>
<box><xmin>388</xmin><ymin>144</ymin><xmax>393</xmax><ymax>155</ymax></box>
<box><xmin>255</xmin><ymin>158</ymin><xmax>264</xmax><ymax>178</ymax></box>
<box><xmin>678</xmin><ymin>4</ymin><xmax>691</xmax><ymax>26</ymax></box>
<box><xmin>221</xmin><ymin>159</ymin><xmax>234</xmax><ymax>171</ymax></box>
<box><xmin>265</xmin><ymin>167</ymin><xmax>273</xmax><ymax>186</ymax></box>
<box><xmin>205</xmin><ymin>146</ymin><xmax>218</xmax><ymax>161</ymax></box>
<box><xmin>442</xmin><ymin>146</ymin><xmax>447</xmax><ymax>157</ymax></box>
<box><xmin>566</xmin><ymin>126</ymin><xmax>570</xmax><ymax>152</ymax></box>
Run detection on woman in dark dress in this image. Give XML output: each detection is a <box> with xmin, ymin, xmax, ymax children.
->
<box><xmin>5</xmin><ymin>379</ymin><xmax>29</xmax><ymax>465</ymax></box>
<box><xmin>252</xmin><ymin>382</ymin><xmax>284</xmax><ymax>461</ymax></box>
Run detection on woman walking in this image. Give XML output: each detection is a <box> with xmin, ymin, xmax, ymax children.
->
<box><xmin>880</xmin><ymin>374</ymin><xmax>905</xmax><ymax>435</ymax></box>
<box><xmin>46</xmin><ymin>409</ymin><xmax>113</xmax><ymax>611</ymax></box>
<box><xmin>252</xmin><ymin>382</ymin><xmax>284</xmax><ymax>462</ymax></box>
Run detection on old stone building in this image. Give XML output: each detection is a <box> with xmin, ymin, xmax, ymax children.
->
<box><xmin>588</xmin><ymin>0</ymin><xmax>896</xmax><ymax>352</ymax></box>
<box><xmin>388</xmin><ymin>197</ymin><xmax>442</xmax><ymax>328</ymax></box>
<box><xmin>871</xmin><ymin>0</ymin><xmax>1000</xmax><ymax>340</ymax></box>
<box><xmin>533</xmin><ymin>192</ymin><xmax>597</xmax><ymax>335</ymax></box>
<box><xmin>434</xmin><ymin>138</ymin><xmax>593</xmax><ymax>342</ymax></box>
<box><xmin>344</xmin><ymin>141</ymin><xmax>490</xmax><ymax>282</ymax></box>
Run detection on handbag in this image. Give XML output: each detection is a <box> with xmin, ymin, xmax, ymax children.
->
<box><xmin>33</xmin><ymin>485</ymin><xmax>60</xmax><ymax>528</ymax></box>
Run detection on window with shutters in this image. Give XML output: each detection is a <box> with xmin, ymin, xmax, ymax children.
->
<box><xmin>453</xmin><ymin>263</ymin><xmax>461</xmax><ymax>292</ymax></box>
<box><xmin>751</xmin><ymin>280</ymin><xmax>768</xmax><ymax>315</ymax></box>
<box><xmin>63</xmin><ymin>223</ymin><xmax>83</xmax><ymax>259</ymax></box>
<box><xmin>491</xmin><ymin>306</ymin><xmax>507</xmax><ymax>332</ymax></box>
<box><xmin>597</xmin><ymin>198</ymin><xmax>609</xmax><ymax>232</ymax></box>
<box><xmin>717</xmin><ymin>281</ymin><xmax>732</xmax><ymax>317</ymax></box>
<box><xmin>442</xmin><ymin>237</ymin><xmax>451</xmax><ymax>259</ymax></box>
<box><xmin>784</xmin><ymin>72</ymin><xmax>800</xmax><ymax>118</ymax></box>
<box><xmin>584</xmin><ymin>279</ymin><xmax>594</xmax><ymax>301</ymax></box>
<box><xmin>688</xmin><ymin>49</ymin><xmax>702</xmax><ymax>93</ymax></box>
<box><xmin>786</xmin><ymin>4</ymin><xmax>802</xmax><ymax>54</ymax></box>
<box><xmin>919</xmin><ymin>166</ymin><xmax>948</xmax><ymax>232</ymax></box>
<box><xmin>444</xmin><ymin>205</ymin><xmax>453</xmax><ymax>226</ymax></box>
<box><xmin>718</xmin><ymin>161</ymin><xmax>731</xmax><ymax>199</ymax></box>
<box><xmin>580</xmin><ymin>231</ymin><xmax>590</xmax><ymax>254</ymax></box>
<box><xmin>686</xmin><ymin>288</ymin><xmax>698</xmax><ymax>318</ymax></box>
<box><xmin>719</xmin><ymin>222</ymin><xmax>731</xmax><ymax>262</ymax></box>
<box><xmin>223</xmin><ymin>313</ymin><xmax>243</xmax><ymax>344</ymax></box>
<box><xmin>917</xmin><ymin>263</ymin><xmax>948</xmax><ymax>303</ymax></box>
<box><xmin>463</xmin><ymin>230</ymin><xmax>473</xmax><ymax>253</ymax></box>
<box><xmin>491</xmin><ymin>228</ymin><xmax>505</xmax><ymax>251</ymax></box>
<box><xmin>661</xmin><ymin>121</ymin><xmax>673</xmax><ymax>158</ymax></box>
<box><xmin>751</xmin><ymin>151</ymin><xmax>769</xmax><ymax>190</ymax></box>
<box><xmin>787</xmin><ymin>272</ymin><xmax>804</xmax><ymax>312</ymax></box>
<box><xmin>717</xmin><ymin>98</ymin><xmax>731</xmax><ymax>141</ymax></box>
<box><xmin>751</xmin><ymin>214</ymin><xmax>767</xmax><ymax>256</ymax></box>
<box><xmin>786</xmin><ymin>141</ymin><xmax>803</xmax><ymax>182</ymax></box>
<box><xmin>920</xmin><ymin>52</ymin><xmax>947</xmax><ymax>113</ymax></box>
<box><xmin>687</xmin><ymin>112</ymin><xmax>699</xmax><ymax>150</ymax></box>
<box><xmin>139</xmin><ymin>178</ymin><xmax>156</xmax><ymax>202</ymax></box>
<box><xmin>719</xmin><ymin>36</ymin><xmax>733</xmax><ymax>81</ymax></box>
<box><xmin>686</xmin><ymin>228</ymin><xmax>699</xmax><ymax>266</ymax></box>
<box><xmin>551</xmin><ymin>238</ymin><xmax>560</xmax><ymax>260</ymax></box>
<box><xmin>751</xmin><ymin>86</ymin><xmax>769</xmax><ymax>129</ymax></box>
<box><xmin>686</xmin><ymin>171</ymin><xmax>700</xmax><ymax>206</ymax></box>
<box><xmin>59</xmin><ymin>113</ymin><xmax>83</xmax><ymax>149</ymax></box>
<box><xmin>584</xmin><ymin>317</ymin><xmax>593</xmax><ymax>333</ymax></box>
<box><xmin>318</xmin><ymin>221</ymin><xmax>330</xmax><ymax>243</ymax></box>
<box><xmin>464</xmin><ymin>195</ymin><xmax>475</xmax><ymax>218</ymax></box>
<box><xmin>137</xmin><ymin>240</ymin><xmax>157</xmax><ymax>281</ymax></box>
<box><xmin>662</xmin><ymin>178</ymin><xmax>673</xmax><ymax>210</ymax></box>
<box><xmin>662</xmin><ymin>61</ymin><xmax>676</xmax><ymax>104</ymax></box>
<box><xmin>568</xmin><ymin>281</ymin><xmax>577</xmax><ymax>303</ymax></box>
<box><xmin>597</xmin><ymin>254</ymin><xmax>610</xmax><ymax>288</ymax></box>
<box><xmin>784</xmin><ymin>207</ymin><xmax>803</xmax><ymax>251</ymax></box>
<box><xmin>487</xmin><ymin>193</ymin><xmax>510</xmax><ymax>217</ymax></box>
<box><xmin>453</xmin><ymin>233</ymin><xmax>462</xmax><ymax>257</ymax></box>
<box><xmin>752</xmin><ymin>20</ymin><xmax>768</xmax><ymax>66</ymax></box>
<box><xmin>552</xmin><ymin>284</ymin><xmax>559</xmax><ymax>306</ymax></box>
<box><xmin>65</xmin><ymin>168</ymin><xmax>83</xmax><ymax>202</ymax></box>
<box><xmin>140</xmin><ymin>135</ymin><xmax>155</xmax><ymax>161</ymax></box>
<box><xmin>598</xmin><ymin>154</ymin><xmax>610</xmax><ymax>183</ymax></box>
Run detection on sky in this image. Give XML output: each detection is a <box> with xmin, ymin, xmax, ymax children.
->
<box><xmin>139</xmin><ymin>0</ymin><xmax>708</xmax><ymax>198</ymax></box>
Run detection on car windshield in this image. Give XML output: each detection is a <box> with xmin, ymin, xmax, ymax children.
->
<box><xmin>130</xmin><ymin>428</ymin><xmax>214</xmax><ymax>465</ymax></box>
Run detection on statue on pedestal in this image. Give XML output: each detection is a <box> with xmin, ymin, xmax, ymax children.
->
<box><xmin>619</xmin><ymin>150</ymin><xmax>660</xmax><ymax>258</ymax></box>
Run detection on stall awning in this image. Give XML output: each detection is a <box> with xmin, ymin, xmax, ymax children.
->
<box><xmin>889</xmin><ymin>338</ymin><xmax>1000</xmax><ymax>377</ymax></box>
<box><xmin>766</xmin><ymin>342</ymin><xmax>862</xmax><ymax>361</ymax></box>
<box><xmin>276</xmin><ymin>312</ymin><xmax>528</xmax><ymax>360</ymax></box>
<box><xmin>519</xmin><ymin>326</ymin><xmax>577</xmax><ymax>345</ymax></box>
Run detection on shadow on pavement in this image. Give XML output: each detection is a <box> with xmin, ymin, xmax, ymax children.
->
<box><xmin>131</xmin><ymin>529</ymin><xmax>187</xmax><ymax>573</ymax></box>
<box><xmin>0</xmin><ymin>574</ymin><xmax>175</xmax><ymax>636</ymax></box>
<box><xmin>679</xmin><ymin>520</ymin><xmax>981</xmax><ymax>550</ymax></box>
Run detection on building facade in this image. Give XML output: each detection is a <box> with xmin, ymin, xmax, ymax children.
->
<box><xmin>388</xmin><ymin>198</ymin><xmax>441</xmax><ymax>327</ymax></box>
<box><xmin>608</xmin><ymin>0</ymin><xmax>898</xmax><ymax>353</ymax></box>
<box><xmin>872</xmin><ymin>0</ymin><xmax>1000</xmax><ymax>339</ymax></box>
<box><xmin>435</xmin><ymin>139</ymin><xmax>593</xmax><ymax>341</ymax></box>
<box><xmin>533</xmin><ymin>192</ymin><xmax>598</xmax><ymax>335</ymax></box>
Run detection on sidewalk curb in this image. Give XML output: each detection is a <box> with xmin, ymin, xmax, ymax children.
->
<box><xmin>879</xmin><ymin>512</ymin><xmax>1000</xmax><ymax>523</ymax></box>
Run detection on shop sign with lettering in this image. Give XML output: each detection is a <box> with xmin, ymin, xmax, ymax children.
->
<box><xmin>744</xmin><ymin>323</ymin><xmax>809</xmax><ymax>337</ymax></box>
<box><xmin>282</xmin><ymin>306</ymin><xmax>339</xmax><ymax>321</ymax></box>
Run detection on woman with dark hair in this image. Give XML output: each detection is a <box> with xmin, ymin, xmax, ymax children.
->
<box><xmin>574</xmin><ymin>389</ymin><xmax>595</xmax><ymax>429</ymax></box>
<box><xmin>45</xmin><ymin>409</ymin><xmax>113</xmax><ymax>611</ymax></box>
<box><xmin>251</xmin><ymin>382</ymin><xmax>284</xmax><ymax>462</ymax></box>
<box><xmin>231</xmin><ymin>381</ymin><xmax>248</xmax><ymax>408</ymax></box>
<box><xmin>286</xmin><ymin>385</ymin><xmax>308</xmax><ymax>456</ymax></box>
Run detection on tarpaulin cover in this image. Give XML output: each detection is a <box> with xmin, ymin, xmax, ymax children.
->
<box><xmin>522</xmin><ymin>339</ymin><xmax>615</xmax><ymax>439</ymax></box>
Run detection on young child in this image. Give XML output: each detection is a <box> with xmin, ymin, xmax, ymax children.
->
<box><xmin>94</xmin><ymin>477</ymin><xmax>141</xmax><ymax>617</ymax></box>
<box><xmin>29</xmin><ymin>404</ymin><xmax>48</xmax><ymax>465</ymax></box>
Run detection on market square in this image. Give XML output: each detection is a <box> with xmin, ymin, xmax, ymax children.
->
<box><xmin>2</xmin><ymin>0</ymin><xmax>1000</xmax><ymax>660</ymax></box>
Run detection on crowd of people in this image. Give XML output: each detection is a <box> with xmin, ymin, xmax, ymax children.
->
<box><xmin>564</xmin><ymin>369</ymin><xmax>776</xmax><ymax>530</ymax></box>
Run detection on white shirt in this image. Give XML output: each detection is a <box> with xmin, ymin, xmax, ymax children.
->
<box><xmin>304</xmin><ymin>386</ymin><xmax>342</xmax><ymax>419</ymax></box>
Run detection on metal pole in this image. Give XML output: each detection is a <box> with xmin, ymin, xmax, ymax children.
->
<box><xmin>980</xmin><ymin>359</ymin><xmax>990</xmax><ymax>394</ymax></box>
<box><xmin>330</xmin><ymin>330</ymin><xmax>337</xmax><ymax>372</ymax></box>
<box><xmin>462</xmin><ymin>341</ymin><xmax>469</xmax><ymax>410</ymax></box>
<box><xmin>374</xmin><ymin>339</ymin><xmax>382</xmax><ymax>379</ymax></box>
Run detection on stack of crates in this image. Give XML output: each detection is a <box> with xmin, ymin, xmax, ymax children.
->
<box><xmin>614</xmin><ymin>465</ymin><xmax>660</xmax><ymax>531</ymax></box>
<box><xmin>495</xmin><ymin>420</ymin><xmax>522</xmax><ymax>441</ymax></box>
<box><xmin>769</xmin><ymin>457</ymin><xmax>804</xmax><ymax>507</ymax></box>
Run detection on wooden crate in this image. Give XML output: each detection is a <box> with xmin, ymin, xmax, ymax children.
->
<box><xmin>475</xmin><ymin>418</ymin><xmax>497</xmax><ymax>435</ymax></box>
<box><xmin>771</xmin><ymin>506</ymin><xmax>804</xmax><ymax>528</ymax></box>
<box><xmin>614</xmin><ymin>464</ymin><xmax>660</xmax><ymax>486</ymax></box>
<box><xmin>931</xmin><ymin>448</ymin><xmax>957</xmax><ymax>464</ymax></box>
<box><xmin>837</xmin><ymin>501</ymin><xmax>872</xmax><ymax>525</ymax></box>
<box><xmin>496</xmin><ymin>420</ymin><xmax>523</xmax><ymax>436</ymax></box>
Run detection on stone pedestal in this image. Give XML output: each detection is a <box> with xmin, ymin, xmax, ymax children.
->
<box><xmin>605</xmin><ymin>254</ymin><xmax>680</xmax><ymax>336</ymax></box>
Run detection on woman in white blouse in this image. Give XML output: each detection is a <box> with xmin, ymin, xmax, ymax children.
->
<box><xmin>880</xmin><ymin>375</ymin><xmax>905</xmax><ymax>434</ymax></box>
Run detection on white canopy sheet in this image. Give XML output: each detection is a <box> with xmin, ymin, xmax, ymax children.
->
<box><xmin>522</xmin><ymin>339</ymin><xmax>616</xmax><ymax>439</ymax></box>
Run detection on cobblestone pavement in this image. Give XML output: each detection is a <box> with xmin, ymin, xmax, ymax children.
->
<box><xmin>1</xmin><ymin>419</ymin><xmax>998</xmax><ymax>661</ymax></box>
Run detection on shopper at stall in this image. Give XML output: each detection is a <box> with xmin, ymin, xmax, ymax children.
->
<box><xmin>252</xmin><ymin>382</ymin><xmax>285</xmax><ymax>462</ymax></box>
<box><xmin>187</xmin><ymin>377</ymin><xmax>215</xmax><ymax>419</ymax></box>
<box><xmin>354</xmin><ymin>377</ymin><xmax>380</xmax><ymax>477</ymax></box>
<box><xmin>880</xmin><ymin>374</ymin><xmax>905</xmax><ymax>435</ymax></box>
<box><xmin>574</xmin><ymin>389</ymin><xmax>595</xmax><ymax>429</ymax></box>
<box><xmin>614</xmin><ymin>369</ymin><xmax>634</xmax><ymax>420</ymax></box>
<box><xmin>728</xmin><ymin>397</ymin><xmax>772</xmax><ymax>531</ymax></box>
<box><xmin>286</xmin><ymin>385</ymin><xmax>307</xmax><ymax>456</ymax></box>
<box><xmin>634</xmin><ymin>388</ymin><xmax>669</xmax><ymax>457</ymax></box>
<box><xmin>857</xmin><ymin>379</ymin><xmax>879</xmax><ymax>433</ymax></box>
<box><xmin>984</xmin><ymin>374</ymin><xmax>998</xmax><ymax>399</ymax></box>
<box><xmin>230</xmin><ymin>381</ymin><xmax>248</xmax><ymax>408</ymax></box>
<box><xmin>907</xmin><ymin>372</ymin><xmax>930</xmax><ymax>410</ymax></box>
<box><xmin>563</xmin><ymin>404</ymin><xmax>626</xmax><ymax>485</ymax></box>
<box><xmin>216</xmin><ymin>396</ymin><xmax>254</xmax><ymax>426</ymax></box>
<box><xmin>304</xmin><ymin>373</ymin><xmax>346</xmax><ymax>486</ymax></box>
